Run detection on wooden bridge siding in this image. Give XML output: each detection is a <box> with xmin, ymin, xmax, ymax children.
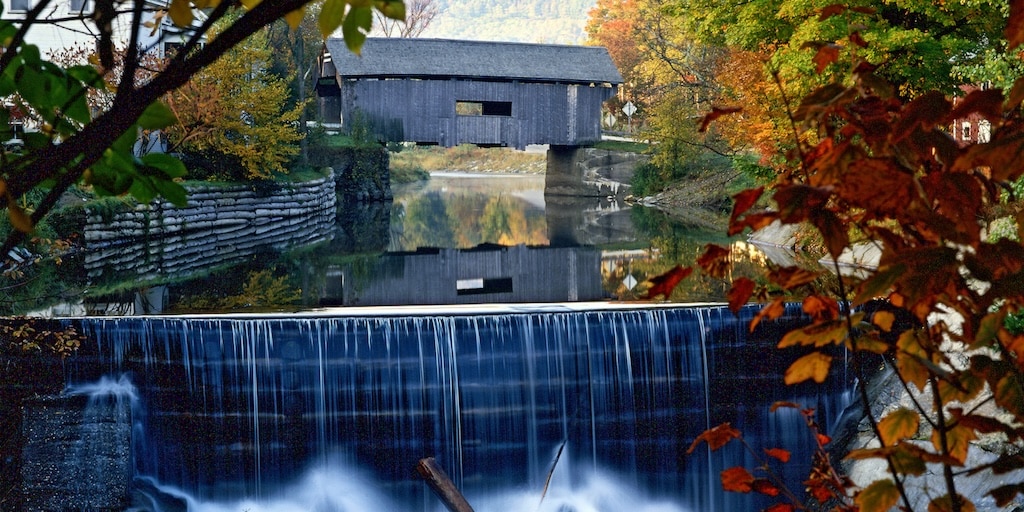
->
<box><xmin>341</xmin><ymin>79</ymin><xmax>616</xmax><ymax>148</ymax></box>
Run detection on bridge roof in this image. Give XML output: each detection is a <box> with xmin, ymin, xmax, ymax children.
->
<box><xmin>324</xmin><ymin>38</ymin><xmax>624</xmax><ymax>85</ymax></box>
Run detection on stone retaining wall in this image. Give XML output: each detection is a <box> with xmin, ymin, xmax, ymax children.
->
<box><xmin>79</xmin><ymin>174</ymin><xmax>337</xmax><ymax>282</ymax></box>
<box><xmin>83</xmin><ymin>174</ymin><xmax>336</xmax><ymax>244</ymax></box>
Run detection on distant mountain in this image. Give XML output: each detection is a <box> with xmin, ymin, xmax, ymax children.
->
<box><xmin>420</xmin><ymin>0</ymin><xmax>596</xmax><ymax>45</ymax></box>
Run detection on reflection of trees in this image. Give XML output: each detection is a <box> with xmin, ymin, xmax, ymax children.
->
<box><xmin>0</xmin><ymin>259</ymin><xmax>82</xmax><ymax>315</ymax></box>
<box><xmin>402</xmin><ymin>192</ymin><xmax>457</xmax><ymax>248</ymax></box>
<box><xmin>399</xmin><ymin>191</ymin><xmax>547</xmax><ymax>249</ymax></box>
<box><xmin>170</xmin><ymin>265</ymin><xmax>302</xmax><ymax>312</ymax></box>
<box><xmin>611</xmin><ymin>206</ymin><xmax>776</xmax><ymax>302</ymax></box>
<box><xmin>446</xmin><ymin>195</ymin><xmax>484</xmax><ymax>247</ymax></box>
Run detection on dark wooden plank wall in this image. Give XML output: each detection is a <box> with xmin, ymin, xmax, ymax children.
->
<box><xmin>339</xmin><ymin>246</ymin><xmax>604</xmax><ymax>305</ymax></box>
<box><xmin>341</xmin><ymin>79</ymin><xmax>616</xmax><ymax>149</ymax></box>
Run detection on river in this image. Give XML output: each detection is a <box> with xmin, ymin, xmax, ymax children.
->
<box><xmin>5</xmin><ymin>172</ymin><xmax>765</xmax><ymax>316</ymax></box>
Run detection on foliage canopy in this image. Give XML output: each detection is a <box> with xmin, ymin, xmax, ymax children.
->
<box><xmin>684</xmin><ymin>1</ymin><xmax>1024</xmax><ymax>511</ymax></box>
<box><xmin>0</xmin><ymin>0</ymin><xmax>405</xmax><ymax>258</ymax></box>
<box><xmin>166</xmin><ymin>16</ymin><xmax>305</xmax><ymax>180</ymax></box>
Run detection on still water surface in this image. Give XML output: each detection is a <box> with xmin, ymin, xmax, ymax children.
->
<box><xmin>11</xmin><ymin>172</ymin><xmax>759</xmax><ymax>316</ymax></box>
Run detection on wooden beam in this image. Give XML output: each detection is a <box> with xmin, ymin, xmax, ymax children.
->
<box><xmin>415</xmin><ymin>457</ymin><xmax>475</xmax><ymax>512</ymax></box>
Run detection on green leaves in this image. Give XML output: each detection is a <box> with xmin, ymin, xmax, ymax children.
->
<box><xmin>86</xmin><ymin>122</ymin><xmax>188</xmax><ymax>207</ymax></box>
<box><xmin>315</xmin><ymin>0</ymin><xmax>398</xmax><ymax>52</ymax></box>
<box><xmin>319</xmin><ymin>0</ymin><xmax>348</xmax><ymax>38</ymax></box>
<box><xmin>138</xmin><ymin>101</ymin><xmax>177</xmax><ymax>130</ymax></box>
<box><xmin>376</xmin><ymin>0</ymin><xmax>406</xmax><ymax>21</ymax></box>
<box><xmin>341</xmin><ymin>6</ymin><xmax>373</xmax><ymax>53</ymax></box>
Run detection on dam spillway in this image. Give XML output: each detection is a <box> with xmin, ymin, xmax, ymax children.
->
<box><xmin>52</xmin><ymin>303</ymin><xmax>855</xmax><ymax>511</ymax></box>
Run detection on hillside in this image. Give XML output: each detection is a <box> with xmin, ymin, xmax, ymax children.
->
<box><xmin>421</xmin><ymin>0</ymin><xmax>596</xmax><ymax>44</ymax></box>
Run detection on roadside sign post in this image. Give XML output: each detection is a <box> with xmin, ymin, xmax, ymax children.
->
<box><xmin>622</xmin><ymin>101</ymin><xmax>636</xmax><ymax>133</ymax></box>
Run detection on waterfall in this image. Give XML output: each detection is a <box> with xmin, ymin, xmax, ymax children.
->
<box><xmin>62</xmin><ymin>303</ymin><xmax>854</xmax><ymax>511</ymax></box>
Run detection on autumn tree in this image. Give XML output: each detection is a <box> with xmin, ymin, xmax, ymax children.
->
<box><xmin>687</xmin><ymin>2</ymin><xmax>1024</xmax><ymax>511</ymax></box>
<box><xmin>585</xmin><ymin>0</ymin><xmax>643</xmax><ymax>119</ymax></box>
<box><xmin>656</xmin><ymin>0</ymin><xmax>1012</xmax><ymax>165</ymax></box>
<box><xmin>712</xmin><ymin>48</ymin><xmax>790</xmax><ymax>165</ymax></box>
<box><xmin>374</xmin><ymin>0</ymin><xmax>437</xmax><ymax>37</ymax></box>
<box><xmin>165</xmin><ymin>18</ymin><xmax>305</xmax><ymax>180</ymax></box>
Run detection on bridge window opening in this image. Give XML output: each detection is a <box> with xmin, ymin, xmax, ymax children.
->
<box><xmin>456</xmin><ymin>277</ymin><xmax>513</xmax><ymax>295</ymax></box>
<box><xmin>456</xmin><ymin>100</ymin><xmax>512</xmax><ymax>117</ymax></box>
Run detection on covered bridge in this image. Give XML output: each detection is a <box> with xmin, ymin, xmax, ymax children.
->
<box><xmin>315</xmin><ymin>38</ymin><xmax>623</xmax><ymax>150</ymax></box>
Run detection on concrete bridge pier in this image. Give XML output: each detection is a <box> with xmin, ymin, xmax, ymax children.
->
<box><xmin>545</xmin><ymin>144</ymin><xmax>639</xmax><ymax>200</ymax></box>
<box><xmin>544</xmin><ymin>145</ymin><xmax>596</xmax><ymax>197</ymax></box>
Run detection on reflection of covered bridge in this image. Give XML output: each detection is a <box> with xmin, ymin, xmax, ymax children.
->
<box><xmin>315</xmin><ymin>38</ymin><xmax>623</xmax><ymax>150</ymax></box>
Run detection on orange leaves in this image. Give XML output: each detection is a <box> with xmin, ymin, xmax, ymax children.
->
<box><xmin>783</xmin><ymin>352</ymin><xmax>833</xmax><ymax>385</ymax></box>
<box><xmin>728</xmin><ymin>277</ymin><xmax>756</xmax><ymax>312</ymax></box>
<box><xmin>719</xmin><ymin>467</ymin><xmax>782</xmax><ymax>497</ymax></box>
<box><xmin>751</xmin><ymin>478</ymin><xmax>782</xmax><ymax>497</ymax></box>
<box><xmin>643</xmin><ymin>265</ymin><xmax>692</xmax><ymax>300</ymax></box>
<box><xmin>897</xmin><ymin>329</ymin><xmax>933</xmax><ymax>391</ymax></box>
<box><xmin>803</xmin><ymin>295</ymin><xmax>839</xmax><ymax>322</ymax></box>
<box><xmin>778</xmin><ymin>321</ymin><xmax>847</xmax><ymax>349</ymax></box>
<box><xmin>876</xmin><ymin>246</ymin><xmax>961</xmax><ymax>321</ymax></box>
<box><xmin>6</xmin><ymin>201</ymin><xmax>34</xmax><ymax>234</ymax></box>
<box><xmin>773</xmin><ymin>185</ymin><xmax>831</xmax><ymax>224</ymax></box>
<box><xmin>856</xmin><ymin>479</ymin><xmax>900</xmax><ymax>512</ymax></box>
<box><xmin>750</xmin><ymin>298</ymin><xmax>787</xmax><ymax>332</ymax></box>
<box><xmin>698</xmin><ymin>106</ymin><xmax>743</xmax><ymax>133</ymax></box>
<box><xmin>168</xmin><ymin>0</ymin><xmax>194</xmax><ymax>27</ymax></box>
<box><xmin>999</xmin><ymin>329</ymin><xmax>1024</xmax><ymax>369</ymax></box>
<box><xmin>687</xmin><ymin>422</ymin><xmax>741</xmax><ymax>453</ymax></box>
<box><xmin>992</xmin><ymin>484</ymin><xmax>1024</xmax><ymax>508</ymax></box>
<box><xmin>965</xmin><ymin>238</ymin><xmax>1024</xmax><ymax>285</ymax></box>
<box><xmin>729</xmin><ymin>186</ymin><xmax>778</xmax><ymax>236</ymax></box>
<box><xmin>920</xmin><ymin>172</ymin><xmax>984</xmax><ymax>245</ymax></box>
<box><xmin>720</xmin><ymin>466</ymin><xmax>755</xmax><ymax>492</ymax></box>
<box><xmin>697</xmin><ymin>244</ymin><xmax>732</xmax><ymax>279</ymax></box>
<box><xmin>770</xmin><ymin>267</ymin><xmax>821</xmax><ymax>290</ymax></box>
<box><xmin>872</xmin><ymin>310</ymin><xmax>896</xmax><ymax>332</ymax></box>
<box><xmin>1007</xmin><ymin>0</ymin><xmax>1024</xmax><ymax>50</ymax></box>
<box><xmin>893</xmin><ymin>91</ymin><xmax>951</xmax><ymax>142</ymax></box>
<box><xmin>994</xmin><ymin>373</ymin><xmax>1024</xmax><ymax>419</ymax></box>
<box><xmin>928</xmin><ymin>494</ymin><xmax>977</xmax><ymax>512</ymax></box>
<box><xmin>812</xmin><ymin>44</ymin><xmax>841</xmax><ymax>74</ymax></box>
<box><xmin>952</xmin><ymin>133</ymin><xmax>1024</xmax><ymax>182</ymax></box>
<box><xmin>834</xmin><ymin>158</ymin><xmax>916</xmax><ymax>218</ymax></box>
<box><xmin>877</xmin><ymin>408</ymin><xmax>920</xmax><ymax>446</ymax></box>
<box><xmin>818</xmin><ymin>4</ymin><xmax>847</xmax><ymax>20</ymax></box>
<box><xmin>2</xmin><ymin>180</ymin><xmax>33</xmax><ymax>233</ymax></box>
<box><xmin>845</xmin><ymin>443</ymin><xmax>949</xmax><ymax>476</ymax></box>
<box><xmin>765</xmin><ymin>447</ymin><xmax>791</xmax><ymax>463</ymax></box>
<box><xmin>934</xmin><ymin>423</ymin><xmax>976</xmax><ymax>465</ymax></box>
<box><xmin>949</xmin><ymin>88</ymin><xmax>1005</xmax><ymax>125</ymax></box>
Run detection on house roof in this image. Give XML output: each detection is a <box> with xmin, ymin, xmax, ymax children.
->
<box><xmin>323</xmin><ymin>38</ymin><xmax>623</xmax><ymax>84</ymax></box>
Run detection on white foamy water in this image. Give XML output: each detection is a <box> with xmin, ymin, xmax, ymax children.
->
<box><xmin>65</xmin><ymin>374</ymin><xmax>139</xmax><ymax>401</ymax></box>
<box><xmin>132</xmin><ymin>460</ymin><xmax>689</xmax><ymax>512</ymax></box>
